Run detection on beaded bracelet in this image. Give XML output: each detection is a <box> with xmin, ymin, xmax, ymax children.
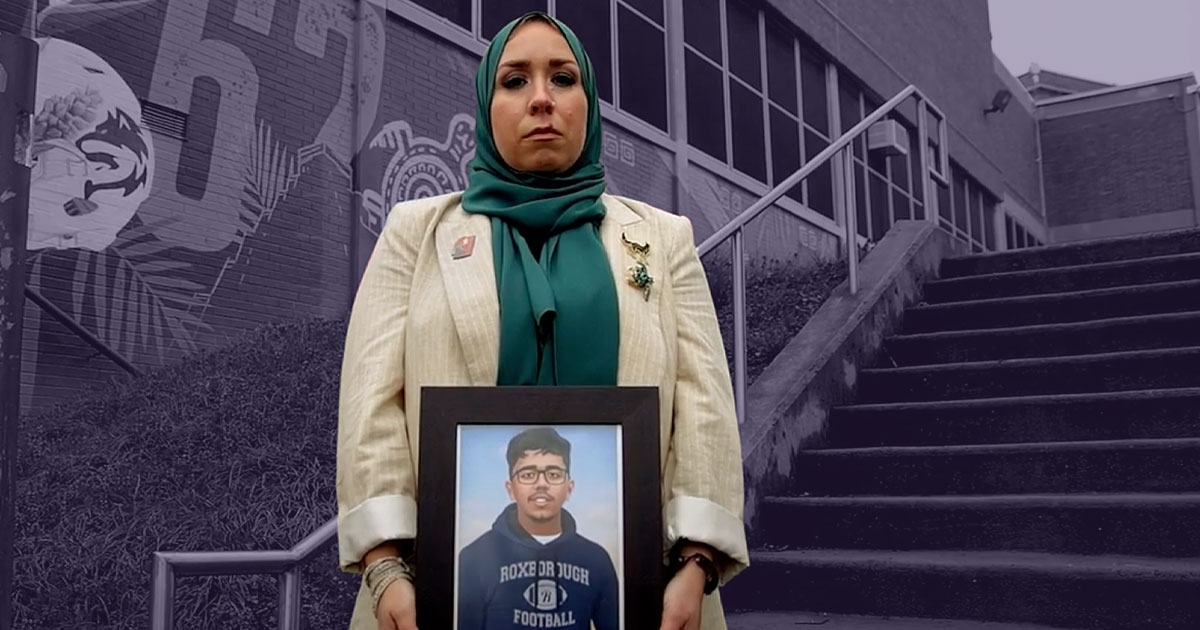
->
<box><xmin>364</xmin><ymin>556</ymin><xmax>415</xmax><ymax>618</ymax></box>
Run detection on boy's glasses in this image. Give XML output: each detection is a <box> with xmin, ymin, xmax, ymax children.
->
<box><xmin>512</xmin><ymin>466</ymin><xmax>569</xmax><ymax>485</ymax></box>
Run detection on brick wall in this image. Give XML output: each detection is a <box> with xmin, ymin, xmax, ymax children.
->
<box><xmin>1041</xmin><ymin>98</ymin><xmax>1193</xmax><ymax>226</ymax></box>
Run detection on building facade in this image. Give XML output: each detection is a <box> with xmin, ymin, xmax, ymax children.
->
<box><xmin>3</xmin><ymin>0</ymin><xmax>1146</xmax><ymax>414</ymax></box>
<box><xmin>1021</xmin><ymin>66</ymin><xmax>1200</xmax><ymax>243</ymax></box>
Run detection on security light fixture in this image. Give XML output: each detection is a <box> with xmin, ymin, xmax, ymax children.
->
<box><xmin>984</xmin><ymin>89</ymin><xmax>1013</xmax><ymax>115</ymax></box>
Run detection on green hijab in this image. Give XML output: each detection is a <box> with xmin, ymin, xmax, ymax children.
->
<box><xmin>461</xmin><ymin>11</ymin><xmax>619</xmax><ymax>386</ymax></box>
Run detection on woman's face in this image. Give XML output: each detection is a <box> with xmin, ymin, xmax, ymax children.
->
<box><xmin>490</xmin><ymin>20</ymin><xmax>588</xmax><ymax>174</ymax></box>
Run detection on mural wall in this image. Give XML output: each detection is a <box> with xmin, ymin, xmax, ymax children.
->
<box><xmin>18</xmin><ymin>0</ymin><xmax>391</xmax><ymax>413</ymax></box>
<box><xmin>10</xmin><ymin>0</ymin><xmax>735</xmax><ymax>415</ymax></box>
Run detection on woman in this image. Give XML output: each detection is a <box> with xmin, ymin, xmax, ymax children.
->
<box><xmin>337</xmin><ymin>11</ymin><xmax>748</xmax><ymax>630</ymax></box>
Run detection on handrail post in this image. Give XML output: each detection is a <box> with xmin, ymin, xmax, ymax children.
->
<box><xmin>278</xmin><ymin>568</ymin><xmax>302</xmax><ymax>630</ymax></box>
<box><xmin>916</xmin><ymin>97</ymin><xmax>936</xmax><ymax>224</ymax></box>
<box><xmin>149</xmin><ymin>554</ymin><xmax>176</xmax><ymax>630</ymax></box>
<box><xmin>731</xmin><ymin>230</ymin><xmax>747</xmax><ymax>424</ymax></box>
<box><xmin>843</xmin><ymin>149</ymin><xmax>860</xmax><ymax>294</ymax></box>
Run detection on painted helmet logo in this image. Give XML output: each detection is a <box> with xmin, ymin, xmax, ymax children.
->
<box><xmin>29</xmin><ymin>38</ymin><xmax>155</xmax><ymax>251</ymax></box>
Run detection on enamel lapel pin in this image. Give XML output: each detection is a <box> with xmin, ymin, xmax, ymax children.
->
<box><xmin>452</xmin><ymin>234</ymin><xmax>476</xmax><ymax>260</ymax></box>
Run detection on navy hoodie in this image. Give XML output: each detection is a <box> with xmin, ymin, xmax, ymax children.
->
<box><xmin>457</xmin><ymin>503</ymin><xmax>619</xmax><ymax>630</ymax></box>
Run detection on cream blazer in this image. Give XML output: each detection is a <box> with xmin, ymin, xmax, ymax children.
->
<box><xmin>337</xmin><ymin>192</ymin><xmax>749</xmax><ymax>630</ymax></box>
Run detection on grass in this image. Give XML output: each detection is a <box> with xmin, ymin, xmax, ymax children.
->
<box><xmin>13</xmin><ymin>257</ymin><xmax>846</xmax><ymax>629</ymax></box>
<box><xmin>709</xmin><ymin>255</ymin><xmax>849</xmax><ymax>386</ymax></box>
<box><xmin>15</xmin><ymin>318</ymin><xmax>360</xmax><ymax>630</ymax></box>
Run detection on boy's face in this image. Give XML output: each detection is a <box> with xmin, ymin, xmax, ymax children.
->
<box><xmin>506</xmin><ymin>450</ymin><xmax>574</xmax><ymax>526</ymax></box>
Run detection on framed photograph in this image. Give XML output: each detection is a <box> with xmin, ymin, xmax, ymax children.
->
<box><xmin>416</xmin><ymin>386</ymin><xmax>663</xmax><ymax>630</ymax></box>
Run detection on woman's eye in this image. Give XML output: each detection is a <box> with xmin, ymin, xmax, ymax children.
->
<box><xmin>502</xmin><ymin>76</ymin><xmax>527</xmax><ymax>89</ymax></box>
<box><xmin>553</xmin><ymin>73</ymin><xmax>576</xmax><ymax>87</ymax></box>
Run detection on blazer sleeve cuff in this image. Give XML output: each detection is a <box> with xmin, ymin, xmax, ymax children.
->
<box><xmin>664</xmin><ymin>495</ymin><xmax>750</xmax><ymax>584</ymax></box>
<box><xmin>338</xmin><ymin>494</ymin><xmax>417</xmax><ymax>572</ymax></box>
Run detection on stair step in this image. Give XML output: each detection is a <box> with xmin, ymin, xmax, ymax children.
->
<box><xmin>941</xmin><ymin>226</ymin><xmax>1200</xmax><ymax>278</ymax></box>
<box><xmin>885</xmin><ymin>311</ymin><xmax>1200</xmax><ymax>365</ymax></box>
<box><xmin>902</xmin><ymin>279</ymin><xmax>1200</xmax><ymax>333</ymax></box>
<box><xmin>719</xmin><ymin>549</ymin><xmax>1200</xmax><ymax>629</ymax></box>
<box><xmin>726</xmin><ymin>611</ymin><xmax>1074</xmax><ymax>630</ymax></box>
<box><xmin>857</xmin><ymin>346</ymin><xmax>1200</xmax><ymax>404</ymax></box>
<box><xmin>924</xmin><ymin>251</ymin><xmax>1200</xmax><ymax>303</ymax></box>
<box><xmin>791</xmin><ymin>438</ymin><xmax>1200</xmax><ymax>495</ymax></box>
<box><xmin>827</xmin><ymin>388</ymin><xmax>1200</xmax><ymax>447</ymax></box>
<box><xmin>757</xmin><ymin>493</ymin><xmax>1200</xmax><ymax>557</ymax></box>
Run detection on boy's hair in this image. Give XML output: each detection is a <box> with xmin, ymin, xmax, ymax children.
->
<box><xmin>506</xmin><ymin>427</ymin><xmax>571</xmax><ymax>474</ymax></box>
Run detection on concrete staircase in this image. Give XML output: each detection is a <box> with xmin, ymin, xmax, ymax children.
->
<box><xmin>723</xmin><ymin>228</ymin><xmax>1200</xmax><ymax>630</ymax></box>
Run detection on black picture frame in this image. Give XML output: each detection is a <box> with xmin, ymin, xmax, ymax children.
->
<box><xmin>416</xmin><ymin>386</ymin><xmax>663</xmax><ymax>630</ymax></box>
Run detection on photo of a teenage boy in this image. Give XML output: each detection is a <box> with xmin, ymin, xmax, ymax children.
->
<box><xmin>456</xmin><ymin>427</ymin><xmax>619</xmax><ymax>630</ymax></box>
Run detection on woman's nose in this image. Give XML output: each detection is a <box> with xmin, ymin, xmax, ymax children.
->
<box><xmin>529</xmin><ymin>80</ymin><xmax>554</xmax><ymax>114</ymax></box>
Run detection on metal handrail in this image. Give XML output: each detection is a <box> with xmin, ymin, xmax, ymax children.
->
<box><xmin>24</xmin><ymin>284</ymin><xmax>142</xmax><ymax>376</ymax></box>
<box><xmin>696</xmin><ymin>84</ymin><xmax>943</xmax><ymax>423</ymax></box>
<box><xmin>149</xmin><ymin>516</ymin><xmax>338</xmax><ymax>630</ymax></box>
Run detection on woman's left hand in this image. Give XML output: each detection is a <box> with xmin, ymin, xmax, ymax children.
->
<box><xmin>658</xmin><ymin>561</ymin><xmax>706</xmax><ymax>630</ymax></box>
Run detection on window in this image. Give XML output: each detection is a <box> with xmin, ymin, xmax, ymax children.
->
<box><xmin>952</xmin><ymin>167</ymin><xmax>968</xmax><ymax>236</ymax></box>
<box><xmin>854</xmin><ymin>165</ymin><xmax>868</xmax><ymax>239</ymax></box>
<box><xmin>766</xmin><ymin>20</ymin><xmax>796</xmax><ymax>115</ymax></box>
<box><xmin>838</xmin><ymin>76</ymin><xmax>862</xmax><ymax>159</ymax></box>
<box><xmin>557</xmin><ymin>1</ymin><xmax>612</xmax><ymax>103</ymax></box>
<box><xmin>482</xmin><ymin>0</ymin><xmax>546</xmax><ymax>41</ymax></box>
<box><xmin>411</xmin><ymin>0</ymin><xmax>471</xmax><ymax>30</ymax></box>
<box><xmin>969</xmin><ymin>188</ymin><xmax>983</xmax><ymax>243</ymax></box>
<box><xmin>887</xmin><ymin>121</ymin><xmax>911</xmax><ymax>194</ymax></box>
<box><xmin>726</xmin><ymin>0</ymin><xmax>760</xmax><ymax>89</ymax></box>
<box><xmin>623</xmin><ymin>0</ymin><xmax>663</xmax><ymax>25</ymax></box>
<box><xmin>731</xmin><ymin>81</ymin><xmax>766</xmax><ymax>182</ymax></box>
<box><xmin>683</xmin><ymin>0</ymin><xmax>722</xmax><ymax>63</ymax></box>
<box><xmin>983</xmin><ymin>197</ymin><xmax>997</xmax><ymax>249</ymax></box>
<box><xmin>944</xmin><ymin>163</ymin><xmax>999</xmax><ymax>251</ymax></box>
<box><xmin>924</xmin><ymin>104</ymin><xmax>948</xmax><ymax>184</ymax></box>
<box><xmin>908</xmin><ymin>125</ymin><xmax>923</xmax><ymax>202</ymax></box>
<box><xmin>804</xmin><ymin>129</ymin><xmax>833</xmax><ymax>219</ymax></box>
<box><xmin>617</xmin><ymin>5</ymin><xmax>668</xmax><ymax>131</ymax></box>
<box><xmin>800</xmin><ymin>47</ymin><xmax>828</xmax><ymax>135</ymax></box>
<box><xmin>686</xmin><ymin>50</ymin><xmax>726</xmax><ymax>161</ymax></box>
<box><xmin>938</xmin><ymin>176</ymin><xmax>952</xmax><ymax>222</ymax></box>
<box><xmin>769</xmin><ymin>107</ymin><xmax>802</xmax><ymax>203</ymax></box>
<box><xmin>869</xmin><ymin>172</ymin><xmax>889</xmax><ymax>240</ymax></box>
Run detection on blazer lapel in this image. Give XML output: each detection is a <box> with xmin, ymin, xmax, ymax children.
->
<box><xmin>601</xmin><ymin>195</ymin><xmax>664</xmax><ymax>386</ymax></box>
<box><xmin>435</xmin><ymin>207</ymin><xmax>500</xmax><ymax>386</ymax></box>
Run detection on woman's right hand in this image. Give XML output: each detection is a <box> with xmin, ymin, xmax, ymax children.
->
<box><xmin>376</xmin><ymin>577</ymin><xmax>419</xmax><ymax>630</ymax></box>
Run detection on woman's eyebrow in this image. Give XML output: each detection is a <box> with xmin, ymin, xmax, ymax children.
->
<box><xmin>498</xmin><ymin>58</ymin><xmax>579</xmax><ymax>70</ymax></box>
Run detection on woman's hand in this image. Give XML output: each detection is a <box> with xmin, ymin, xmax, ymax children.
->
<box><xmin>658</xmin><ymin>561</ymin><xmax>706</xmax><ymax>630</ymax></box>
<box><xmin>376</xmin><ymin>577</ymin><xmax>419</xmax><ymax>630</ymax></box>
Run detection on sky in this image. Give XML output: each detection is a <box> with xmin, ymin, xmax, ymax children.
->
<box><xmin>989</xmin><ymin>0</ymin><xmax>1200</xmax><ymax>85</ymax></box>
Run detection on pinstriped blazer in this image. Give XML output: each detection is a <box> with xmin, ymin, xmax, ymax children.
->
<box><xmin>337</xmin><ymin>191</ymin><xmax>749</xmax><ymax>630</ymax></box>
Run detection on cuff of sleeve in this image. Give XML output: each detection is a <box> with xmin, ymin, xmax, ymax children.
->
<box><xmin>664</xmin><ymin>495</ymin><xmax>750</xmax><ymax>584</ymax></box>
<box><xmin>338</xmin><ymin>494</ymin><xmax>417</xmax><ymax>573</ymax></box>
